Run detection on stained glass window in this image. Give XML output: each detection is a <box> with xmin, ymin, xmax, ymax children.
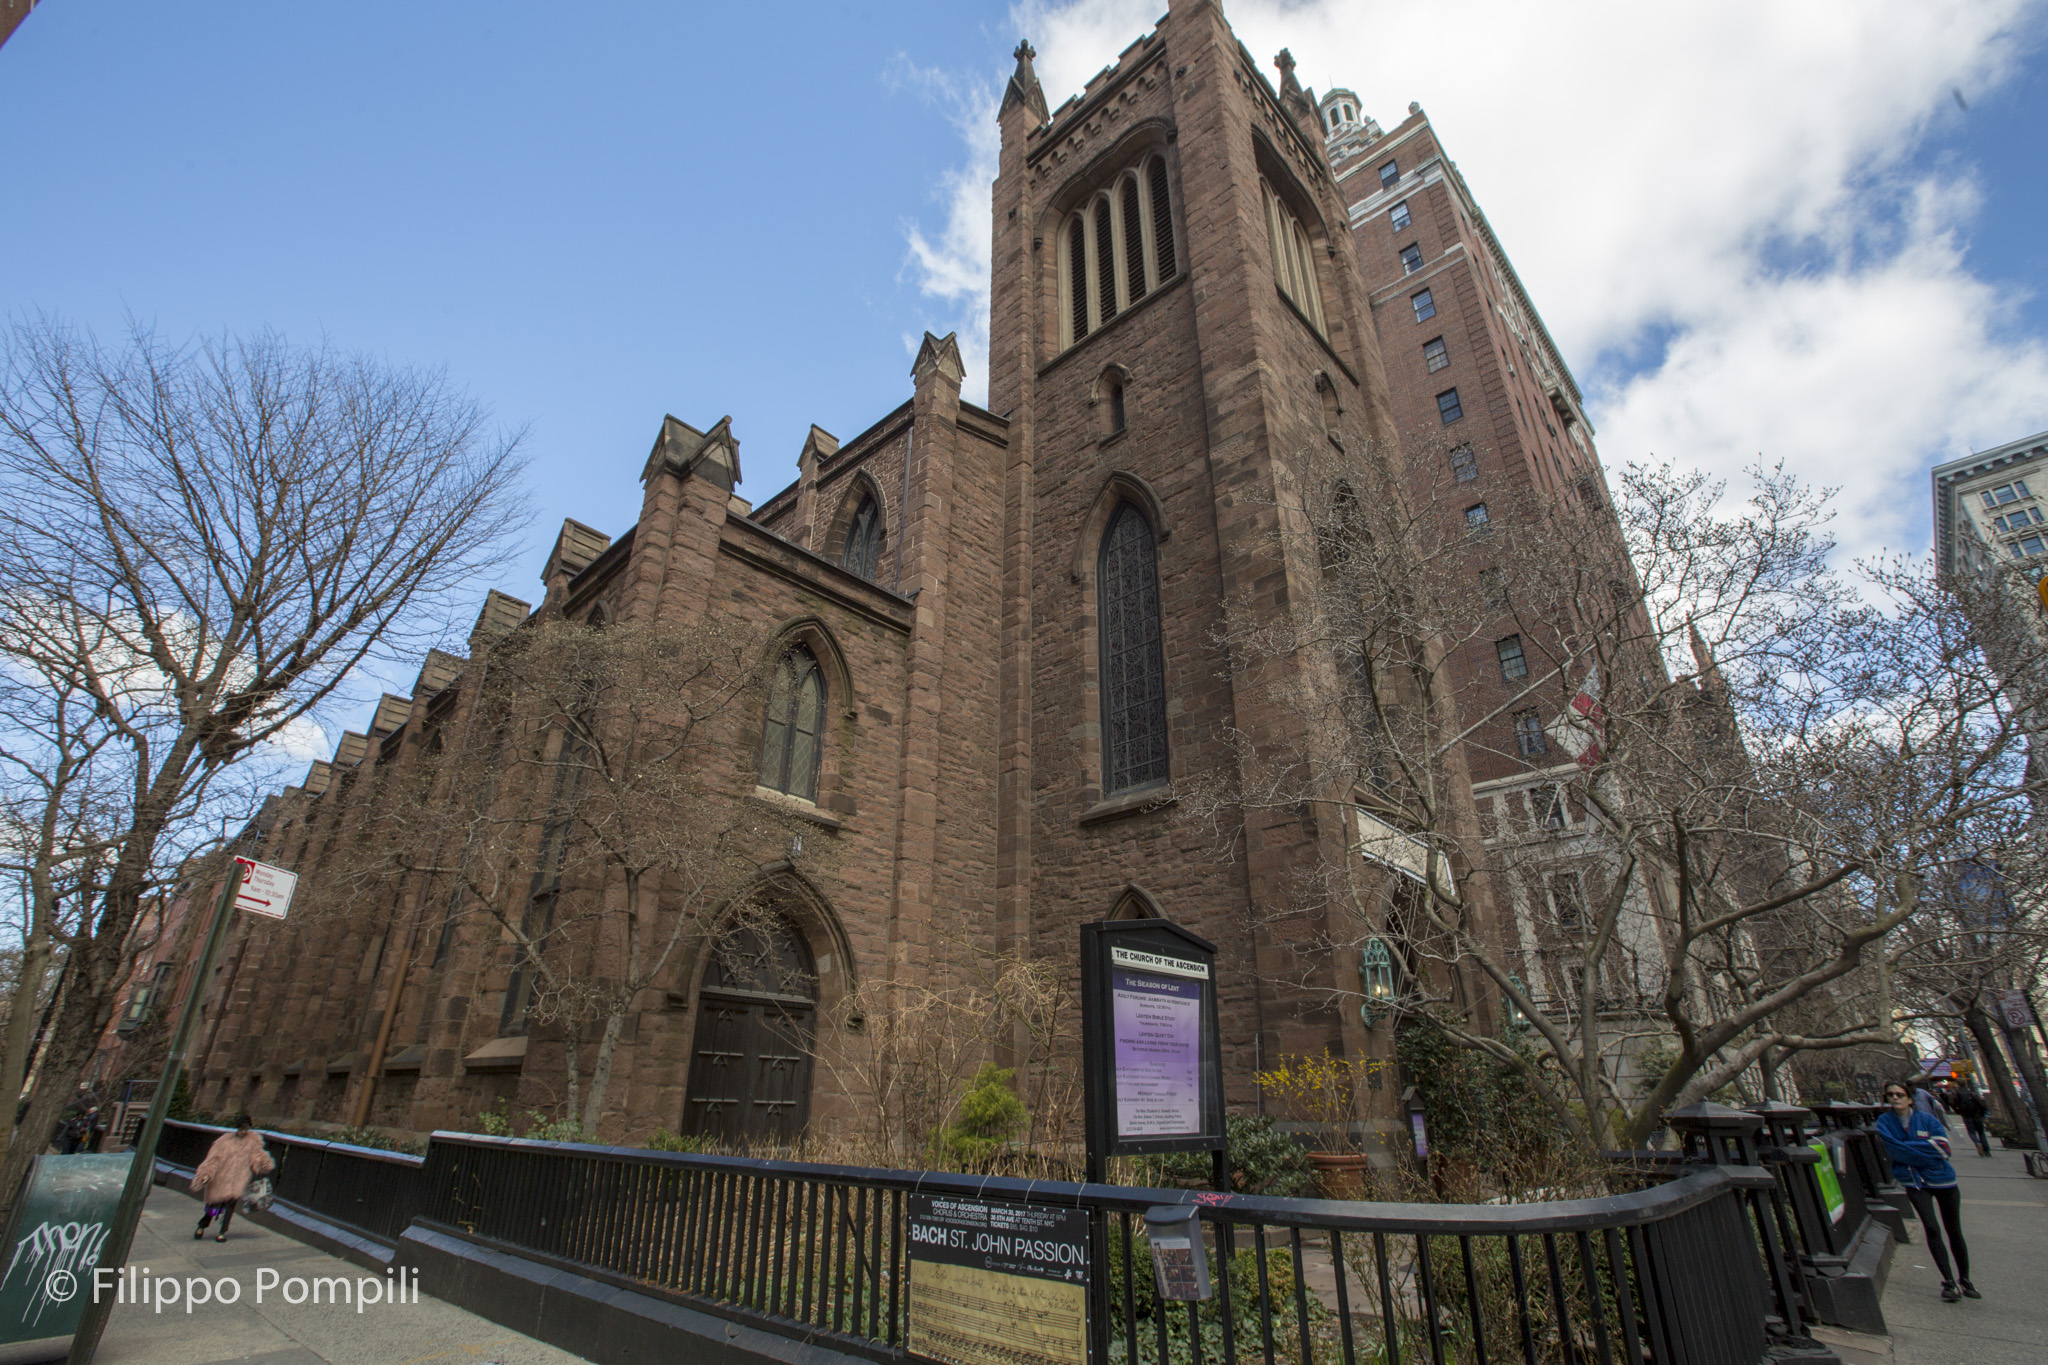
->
<box><xmin>1099</xmin><ymin>503</ymin><xmax>1168</xmax><ymax>792</ymax></box>
<box><xmin>841</xmin><ymin>492</ymin><xmax>883</xmax><ymax>581</ymax></box>
<box><xmin>759</xmin><ymin>647</ymin><xmax>825</xmax><ymax>800</ymax></box>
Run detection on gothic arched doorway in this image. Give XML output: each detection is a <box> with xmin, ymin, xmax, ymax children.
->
<box><xmin>683</xmin><ymin>917</ymin><xmax>816</xmax><ymax>1145</ymax></box>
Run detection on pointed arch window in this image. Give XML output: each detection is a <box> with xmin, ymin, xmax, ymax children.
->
<box><xmin>1058</xmin><ymin>153</ymin><xmax>1178</xmax><ymax>350</ymax></box>
<box><xmin>1262</xmin><ymin>178</ymin><xmax>1326</xmax><ymax>335</ymax></box>
<box><xmin>1099</xmin><ymin>502</ymin><xmax>1168</xmax><ymax>792</ymax></box>
<box><xmin>841</xmin><ymin>492</ymin><xmax>884</xmax><ymax>582</ymax></box>
<box><xmin>759</xmin><ymin>647</ymin><xmax>825</xmax><ymax>800</ymax></box>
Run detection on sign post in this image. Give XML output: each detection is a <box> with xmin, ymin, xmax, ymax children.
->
<box><xmin>1080</xmin><ymin>920</ymin><xmax>1228</xmax><ymax>1184</ymax></box>
<box><xmin>1078</xmin><ymin>919</ymin><xmax>1227</xmax><ymax>1365</ymax></box>
<box><xmin>65</xmin><ymin>856</ymin><xmax>293</xmax><ymax>1364</ymax></box>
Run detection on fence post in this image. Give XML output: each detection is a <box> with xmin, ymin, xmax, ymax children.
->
<box><xmin>1813</xmin><ymin>1101</ymin><xmax>1910</xmax><ymax>1245</ymax></box>
<box><xmin>1747</xmin><ymin>1100</ymin><xmax>1893</xmax><ymax>1336</ymax></box>
<box><xmin>1667</xmin><ymin>1102</ymin><xmax>1815</xmax><ymax>1340</ymax></box>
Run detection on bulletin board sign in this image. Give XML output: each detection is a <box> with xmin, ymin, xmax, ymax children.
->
<box><xmin>905</xmin><ymin>1194</ymin><xmax>1089</xmax><ymax>1365</ymax></box>
<box><xmin>1080</xmin><ymin>920</ymin><xmax>1226</xmax><ymax>1169</ymax></box>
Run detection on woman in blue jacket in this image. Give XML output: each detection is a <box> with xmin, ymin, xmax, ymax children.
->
<box><xmin>1878</xmin><ymin>1081</ymin><xmax>1975</xmax><ymax>1302</ymax></box>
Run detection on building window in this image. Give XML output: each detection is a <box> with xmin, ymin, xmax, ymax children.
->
<box><xmin>1411</xmin><ymin>289</ymin><xmax>1436</xmax><ymax>322</ymax></box>
<box><xmin>1099</xmin><ymin>502</ymin><xmax>1169</xmax><ymax>793</ymax></box>
<box><xmin>1450</xmin><ymin>445</ymin><xmax>1477</xmax><ymax>482</ymax></box>
<box><xmin>1514</xmin><ymin>709</ymin><xmax>1547</xmax><ymax>758</ymax></box>
<box><xmin>1496</xmin><ymin>634</ymin><xmax>1528</xmax><ymax>681</ymax></box>
<box><xmin>1437</xmin><ymin>388</ymin><xmax>1464</xmax><ymax>424</ymax></box>
<box><xmin>840</xmin><ymin>492</ymin><xmax>883</xmax><ymax>582</ymax></box>
<box><xmin>1399</xmin><ymin>243</ymin><xmax>1423</xmax><ymax>274</ymax></box>
<box><xmin>1424</xmin><ymin>337</ymin><xmax>1449</xmax><ymax>373</ymax></box>
<box><xmin>1536</xmin><ymin>786</ymin><xmax>1569</xmax><ymax>830</ymax></box>
<box><xmin>1378</xmin><ymin>159</ymin><xmax>1399</xmax><ymax>191</ymax></box>
<box><xmin>759</xmin><ymin>647</ymin><xmax>825</xmax><ymax>800</ymax></box>
<box><xmin>1548</xmin><ymin>870</ymin><xmax>1583</xmax><ymax>921</ymax></box>
<box><xmin>2015</xmin><ymin>534</ymin><xmax>2046</xmax><ymax>558</ymax></box>
<box><xmin>1262</xmin><ymin>178</ymin><xmax>1326</xmax><ymax>334</ymax></box>
<box><xmin>1984</xmin><ymin>480</ymin><xmax>2031</xmax><ymax>507</ymax></box>
<box><xmin>1058</xmin><ymin>153</ymin><xmax>1178</xmax><ymax>350</ymax></box>
<box><xmin>1465</xmin><ymin>502</ymin><xmax>1491</xmax><ymax>532</ymax></box>
<box><xmin>1389</xmin><ymin>200</ymin><xmax>1411</xmax><ymax>231</ymax></box>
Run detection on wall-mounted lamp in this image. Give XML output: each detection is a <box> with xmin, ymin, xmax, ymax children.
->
<box><xmin>1359</xmin><ymin>937</ymin><xmax>1395</xmax><ymax>1027</ymax></box>
<box><xmin>1503</xmin><ymin>974</ymin><xmax>1530</xmax><ymax>1032</ymax></box>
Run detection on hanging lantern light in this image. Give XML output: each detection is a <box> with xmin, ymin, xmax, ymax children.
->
<box><xmin>1503</xmin><ymin>973</ymin><xmax>1530</xmax><ymax>1032</ymax></box>
<box><xmin>1359</xmin><ymin>938</ymin><xmax>1396</xmax><ymax>1027</ymax></box>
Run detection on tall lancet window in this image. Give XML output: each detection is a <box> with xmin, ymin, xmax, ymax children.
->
<box><xmin>1099</xmin><ymin>502</ymin><xmax>1168</xmax><ymax>792</ymax></box>
<box><xmin>1262</xmin><ymin>177</ymin><xmax>1327</xmax><ymax>335</ymax></box>
<box><xmin>759</xmin><ymin>647</ymin><xmax>825</xmax><ymax>800</ymax></box>
<box><xmin>841</xmin><ymin>492</ymin><xmax>883</xmax><ymax>582</ymax></box>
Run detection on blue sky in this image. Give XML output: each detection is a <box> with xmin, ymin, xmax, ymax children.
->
<box><xmin>5</xmin><ymin>1</ymin><xmax>2046</xmax><ymax>749</ymax></box>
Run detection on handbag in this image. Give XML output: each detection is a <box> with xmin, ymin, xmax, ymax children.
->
<box><xmin>241</xmin><ymin>1176</ymin><xmax>275</xmax><ymax>1213</ymax></box>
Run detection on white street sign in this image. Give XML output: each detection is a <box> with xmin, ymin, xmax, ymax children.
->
<box><xmin>233</xmin><ymin>857</ymin><xmax>297</xmax><ymax>920</ymax></box>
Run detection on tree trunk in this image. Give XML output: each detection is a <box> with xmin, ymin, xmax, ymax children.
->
<box><xmin>1963</xmin><ymin>1001</ymin><xmax>2036</xmax><ymax>1146</ymax></box>
<box><xmin>0</xmin><ymin>924</ymin><xmax>135</xmax><ymax>1217</ymax></box>
<box><xmin>0</xmin><ymin>933</ymin><xmax>54</xmax><ymax>1154</ymax></box>
<box><xmin>581</xmin><ymin>1010</ymin><xmax>628</xmax><ymax>1137</ymax></box>
<box><xmin>2001</xmin><ymin>1018</ymin><xmax>2048</xmax><ymax>1144</ymax></box>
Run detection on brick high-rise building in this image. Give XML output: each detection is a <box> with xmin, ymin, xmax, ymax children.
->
<box><xmin>125</xmin><ymin>1</ymin><xmax>1526</xmax><ymax>1157</ymax></box>
<box><xmin>1309</xmin><ymin>88</ymin><xmax>1672</xmax><ymax>1050</ymax></box>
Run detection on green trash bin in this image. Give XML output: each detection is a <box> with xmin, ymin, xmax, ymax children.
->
<box><xmin>0</xmin><ymin>1153</ymin><xmax>134</xmax><ymax>1356</ymax></box>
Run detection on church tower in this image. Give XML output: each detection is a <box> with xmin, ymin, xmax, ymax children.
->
<box><xmin>990</xmin><ymin>0</ymin><xmax>1484</xmax><ymax>1130</ymax></box>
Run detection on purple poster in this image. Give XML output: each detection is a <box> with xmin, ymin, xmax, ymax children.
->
<box><xmin>1112</xmin><ymin>972</ymin><xmax>1202</xmax><ymax>1137</ymax></box>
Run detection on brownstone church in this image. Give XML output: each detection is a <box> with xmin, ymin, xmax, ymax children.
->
<box><xmin>140</xmin><ymin>0</ymin><xmax>1629</xmax><ymax>1154</ymax></box>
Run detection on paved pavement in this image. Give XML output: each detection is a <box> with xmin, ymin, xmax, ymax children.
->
<box><xmin>1882</xmin><ymin>1118</ymin><xmax>2048</xmax><ymax>1365</ymax></box>
<box><xmin>91</xmin><ymin>1187</ymin><xmax>591</xmax><ymax>1365</ymax></box>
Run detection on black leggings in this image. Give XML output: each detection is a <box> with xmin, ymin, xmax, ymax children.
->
<box><xmin>1907</xmin><ymin>1186</ymin><xmax>1969</xmax><ymax>1283</ymax></box>
<box><xmin>197</xmin><ymin>1202</ymin><xmax>236</xmax><ymax>1237</ymax></box>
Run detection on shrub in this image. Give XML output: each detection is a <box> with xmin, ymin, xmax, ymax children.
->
<box><xmin>1397</xmin><ymin>1012</ymin><xmax>1562</xmax><ymax>1181</ymax></box>
<box><xmin>1138</xmin><ymin>1114</ymin><xmax>1314</xmax><ymax>1198</ymax></box>
<box><xmin>646</xmin><ymin>1129</ymin><xmax>711</xmax><ymax>1153</ymax></box>
<box><xmin>473</xmin><ymin>1098</ymin><xmax>596</xmax><ymax>1144</ymax></box>
<box><xmin>939</xmin><ymin>1063</ymin><xmax>1028</xmax><ymax>1167</ymax></box>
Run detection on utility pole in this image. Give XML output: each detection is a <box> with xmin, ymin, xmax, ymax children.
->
<box><xmin>66</xmin><ymin>857</ymin><xmax>285</xmax><ymax>1363</ymax></box>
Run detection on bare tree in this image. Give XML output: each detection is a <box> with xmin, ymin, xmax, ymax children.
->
<box><xmin>1198</xmin><ymin>439</ymin><xmax>2044</xmax><ymax>1150</ymax></box>
<box><xmin>359</xmin><ymin>615</ymin><xmax>805</xmax><ymax>1136</ymax></box>
<box><xmin>0</xmin><ymin>317</ymin><xmax>526</xmax><ymax>1207</ymax></box>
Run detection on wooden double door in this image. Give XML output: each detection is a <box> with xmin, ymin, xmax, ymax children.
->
<box><xmin>682</xmin><ymin>919</ymin><xmax>816</xmax><ymax>1145</ymax></box>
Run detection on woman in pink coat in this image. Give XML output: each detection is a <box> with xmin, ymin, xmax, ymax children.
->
<box><xmin>190</xmin><ymin>1114</ymin><xmax>273</xmax><ymax>1242</ymax></box>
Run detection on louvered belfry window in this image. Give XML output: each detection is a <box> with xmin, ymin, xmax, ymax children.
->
<box><xmin>840</xmin><ymin>492</ymin><xmax>883</xmax><ymax>582</ymax></box>
<box><xmin>1059</xmin><ymin>153</ymin><xmax>1179</xmax><ymax>350</ymax></box>
<box><xmin>1099</xmin><ymin>502</ymin><xmax>1168</xmax><ymax>792</ymax></box>
<box><xmin>1262</xmin><ymin>178</ymin><xmax>1327</xmax><ymax>335</ymax></box>
<box><xmin>759</xmin><ymin>647</ymin><xmax>825</xmax><ymax>800</ymax></box>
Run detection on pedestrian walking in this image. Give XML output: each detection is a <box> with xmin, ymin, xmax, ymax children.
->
<box><xmin>1877</xmin><ymin>1081</ymin><xmax>1976</xmax><ymax>1303</ymax></box>
<box><xmin>189</xmin><ymin>1114</ymin><xmax>273</xmax><ymax>1242</ymax></box>
<box><xmin>1951</xmin><ymin>1086</ymin><xmax>1992</xmax><ymax>1157</ymax></box>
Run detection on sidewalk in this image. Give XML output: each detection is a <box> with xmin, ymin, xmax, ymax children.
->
<box><xmin>1882</xmin><ymin>1120</ymin><xmax>2048</xmax><ymax>1365</ymax></box>
<box><xmin>92</xmin><ymin>1186</ymin><xmax>590</xmax><ymax>1365</ymax></box>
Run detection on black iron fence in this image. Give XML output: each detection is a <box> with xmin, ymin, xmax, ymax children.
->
<box><xmin>161</xmin><ymin>1121</ymin><xmax>426</xmax><ymax>1245</ymax></box>
<box><xmin>153</xmin><ymin>1116</ymin><xmax>1838</xmax><ymax>1365</ymax></box>
<box><xmin>419</xmin><ymin>1131</ymin><xmax>1794</xmax><ymax>1365</ymax></box>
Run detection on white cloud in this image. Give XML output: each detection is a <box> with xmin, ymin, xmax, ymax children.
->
<box><xmin>900</xmin><ymin>0</ymin><xmax>2048</xmax><ymax>560</ymax></box>
<box><xmin>263</xmin><ymin>715</ymin><xmax>330</xmax><ymax>764</ymax></box>
<box><xmin>890</xmin><ymin>58</ymin><xmax>999</xmax><ymax>405</ymax></box>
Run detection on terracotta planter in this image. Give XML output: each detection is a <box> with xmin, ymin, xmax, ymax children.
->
<box><xmin>1309</xmin><ymin>1151</ymin><xmax>1369</xmax><ymax>1201</ymax></box>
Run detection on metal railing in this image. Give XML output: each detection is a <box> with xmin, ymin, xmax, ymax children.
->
<box><xmin>418</xmin><ymin>1131</ymin><xmax>1793</xmax><ymax>1365</ymax></box>
<box><xmin>161</xmin><ymin>1120</ymin><xmax>426</xmax><ymax>1246</ymax></box>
